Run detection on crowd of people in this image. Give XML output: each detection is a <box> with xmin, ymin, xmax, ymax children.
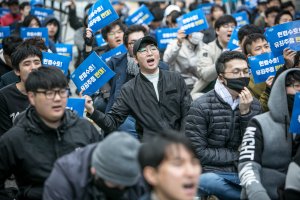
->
<box><xmin>0</xmin><ymin>0</ymin><xmax>300</xmax><ymax>199</ymax></box>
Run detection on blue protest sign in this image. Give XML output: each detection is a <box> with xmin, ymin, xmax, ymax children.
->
<box><xmin>227</xmin><ymin>27</ymin><xmax>240</xmax><ymax>50</ymax></box>
<box><xmin>197</xmin><ymin>3</ymin><xmax>215</xmax><ymax>15</ymax></box>
<box><xmin>232</xmin><ymin>11</ymin><xmax>249</xmax><ymax>27</ymax></box>
<box><xmin>176</xmin><ymin>8</ymin><xmax>209</xmax><ymax>35</ymax></box>
<box><xmin>55</xmin><ymin>43</ymin><xmax>73</xmax><ymax>58</ymax></box>
<box><xmin>100</xmin><ymin>44</ymin><xmax>127</xmax><ymax>62</ymax></box>
<box><xmin>265</xmin><ymin>20</ymin><xmax>300</xmax><ymax>56</ymax></box>
<box><xmin>0</xmin><ymin>27</ymin><xmax>10</xmax><ymax>49</ymax></box>
<box><xmin>156</xmin><ymin>28</ymin><xmax>179</xmax><ymax>49</ymax></box>
<box><xmin>66</xmin><ymin>98</ymin><xmax>85</xmax><ymax>118</ymax></box>
<box><xmin>71</xmin><ymin>52</ymin><xmax>116</xmax><ymax>95</ymax></box>
<box><xmin>20</xmin><ymin>27</ymin><xmax>49</xmax><ymax>46</ymax></box>
<box><xmin>125</xmin><ymin>5</ymin><xmax>154</xmax><ymax>26</ymax></box>
<box><xmin>0</xmin><ymin>8</ymin><xmax>10</xmax><ymax>17</ymax></box>
<box><xmin>96</xmin><ymin>34</ymin><xmax>107</xmax><ymax>47</ymax></box>
<box><xmin>30</xmin><ymin>7</ymin><xmax>54</xmax><ymax>23</ymax></box>
<box><xmin>88</xmin><ymin>0</ymin><xmax>119</xmax><ymax>33</ymax></box>
<box><xmin>30</xmin><ymin>0</ymin><xmax>44</xmax><ymax>6</ymax></box>
<box><xmin>248</xmin><ymin>52</ymin><xmax>285</xmax><ymax>84</ymax></box>
<box><xmin>245</xmin><ymin>0</ymin><xmax>257</xmax><ymax>9</ymax></box>
<box><xmin>289</xmin><ymin>92</ymin><xmax>300</xmax><ymax>134</ymax></box>
<box><xmin>42</xmin><ymin>52</ymin><xmax>71</xmax><ymax>76</ymax></box>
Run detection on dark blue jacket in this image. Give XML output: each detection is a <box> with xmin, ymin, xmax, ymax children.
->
<box><xmin>43</xmin><ymin>143</ymin><xmax>147</xmax><ymax>200</ymax></box>
<box><xmin>105</xmin><ymin>53</ymin><xmax>169</xmax><ymax>113</ymax></box>
<box><xmin>0</xmin><ymin>71</ymin><xmax>19</xmax><ymax>89</ymax></box>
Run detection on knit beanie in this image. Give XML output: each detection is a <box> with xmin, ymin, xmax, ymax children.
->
<box><xmin>91</xmin><ymin>131</ymin><xmax>141</xmax><ymax>186</ymax></box>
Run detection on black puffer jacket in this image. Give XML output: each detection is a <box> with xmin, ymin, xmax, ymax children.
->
<box><xmin>0</xmin><ymin>107</ymin><xmax>102</xmax><ymax>200</ymax></box>
<box><xmin>186</xmin><ymin>90</ymin><xmax>261</xmax><ymax>172</ymax></box>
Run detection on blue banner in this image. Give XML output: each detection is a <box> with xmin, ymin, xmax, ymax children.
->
<box><xmin>0</xmin><ymin>27</ymin><xmax>10</xmax><ymax>49</ymax></box>
<box><xmin>88</xmin><ymin>0</ymin><xmax>119</xmax><ymax>33</ymax></box>
<box><xmin>30</xmin><ymin>7</ymin><xmax>54</xmax><ymax>23</ymax></box>
<box><xmin>248</xmin><ymin>52</ymin><xmax>285</xmax><ymax>84</ymax></box>
<box><xmin>20</xmin><ymin>27</ymin><xmax>49</xmax><ymax>46</ymax></box>
<box><xmin>100</xmin><ymin>44</ymin><xmax>127</xmax><ymax>62</ymax></box>
<box><xmin>55</xmin><ymin>43</ymin><xmax>73</xmax><ymax>58</ymax></box>
<box><xmin>71</xmin><ymin>52</ymin><xmax>116</xmax><ymax>95</ymax></box>
<box><xmin>232</xmin><ymin>11</ymin><xmax>249</xmax><ymax>27</ymax></box>
<box><xmin>290</xmin><ymin>92</ymin><xmax>300</xmax><ymax>134</ymax></box>
<box><xmin>245</xmin><ymin>0</ymin><xmax>257</xmax><ymax>9</ymax></box>
<box><xmin>227</xmin><ymin>27</ymin><xmax>240</xmax><ymax>50</ymax></box>
<box><xmin>125</xmin><ymin>5</ymin><xmax>154</xmax><ymax>26</ymax></box>
<box><xmin>66</xmin><ymin>98</ymin><xmax>85</xmax><ymax>118</ymax></box>
<box><xmin>197</xmin><ymin>3</ymin><xmax>214</xmax><ymax>15</ymax></box>
<box><xmin>42</xmin><ymin>52</ymin><xmax>71</xmax><ymax>76</ymax></box>
<box><xmin>30</xmin><ymin>0</ymin><xmax>44</xmax><ymax>6</ymax></box>
<box><xmin>155</xmin><ymin>28</ymin><xmax>179</xmax><ymax>49</ymax></box>
<box><xmin>96</xmin><ymin>34</ymin><xmax>108</xmax><ymax>47</ymax></box>
<box><xmin>0</xmin><ymin>8</ymin><xmax>10</xmax><ymax>17</ymax></box>
<box><xmin>265</xmin><ymin>20</ymin><xmax>300</xmax><ymax>56</ymax></box>
<box><xmin>176</xmin><ymin>8</ymin><xmax>209</xmax><ymax>35</ymax></box>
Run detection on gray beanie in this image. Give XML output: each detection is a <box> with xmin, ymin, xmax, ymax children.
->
<box><xmin>91</xmin><ymin>131</ymin><xmax>141</xmax><ymax>186</ymax></box>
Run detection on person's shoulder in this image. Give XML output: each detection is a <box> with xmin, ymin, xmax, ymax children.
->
<box><xmin>192</xmin><ymin>90</ymin><xmax>216</xmax><ymax>105</ymax></box>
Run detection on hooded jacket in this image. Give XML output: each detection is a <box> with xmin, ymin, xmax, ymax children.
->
<box><xmin>238</xmin><ymin>69</ymin><xmax>300</xmax><ymax>200</ymax></box>
<box><xmin>43</xmin><ymin>143</ymin><xmax>146</xmax><ymax>200</ymax></box>
<box><xmin>0</xmin><ymin>107</ymin><xmax>102</xmax><ymax>200</ymax></box>
<box><xmin>43</xmin><ymin>15</ymin><xmax>61</xmax><ymax>43</ymax></box>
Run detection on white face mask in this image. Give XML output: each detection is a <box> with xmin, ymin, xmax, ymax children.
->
<box><xmin>188</xmin><ymin>32</ymin><xmax>203</xmax><ymax>45</ymax></box>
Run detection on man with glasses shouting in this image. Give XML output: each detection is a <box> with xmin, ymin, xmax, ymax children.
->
<box><xmin>0</xmin><ymin>67</ymin><xmax>102</xmax><ymax>200</ymax></box>
<box><xmin>186</xmin><ymin>51</ymin><xmax>261</xmax><ymax>200</ymax></box>
<box><xmin>84</xmin><ymin>36</ymin><xmax>191</xmax><ymax>142</ymax></box>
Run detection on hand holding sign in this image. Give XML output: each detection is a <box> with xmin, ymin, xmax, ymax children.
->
<box><xmin>283</xmin><ymin>48</ymin><xmax>297</xmax><ymax>68</ymax></box>
<box><xmin>84</xmin><ymin>28</ymin><xmax>94</xmax><ymax>46</ymax></box>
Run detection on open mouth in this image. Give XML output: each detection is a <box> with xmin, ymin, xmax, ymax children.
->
<box><xmin>227</xmin><ymin>33</ymin><xmax>232</xmax><ymax>38</ymax></box>
<box><xmin>146</xmin><ymin>58</ymin><xmax>155</xmax><ymax>66</ymax></box>
<box><xmin>182</xmin><ymin>183</ymin><xmax>197</xmax><ymax>195</ymax></box>
<box><xmin>115</xmin><ymin>39</ymin><xmax>122</xmax><ymax>43</ymax></box>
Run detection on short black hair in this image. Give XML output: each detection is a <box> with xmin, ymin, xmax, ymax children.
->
<box><xmin>25</xmin><ymin>66</ymin><xmax>68</xmax><ymax>92</ymax></box>
<box><xmin>22</xmin><ymin>15</ymin><xmax>41</xmax><ymax>27</ymax></box>
<box><xmin>242</xmin><ymin>33</ymin><xmax>267</xmax><ymax>55</ymax></box>
<box><xmin>138</xmin><ymin>130</ymin><xmax>197</xmax><ymax>170</ymax></box>
<box><xmin>2</xmin><ymin>35</ymin><xmax>23</xmax><ymax>56</ymax></box>
<box><xmin>11</xmin><ymin>44</ymin><xmax>42</xmax><ymax>71</ymax></box>
<box><xmin>101</xmin><ymin>20</ymin><xmax>126</xmax><ymax>41</ymax></box>
<box><xmin>281</xmin><ymin>1</ymin><xmax>295</xmax><ymax>10</ymax></box>
<box><xmin>123</xmin><ymin>25</ymin><xmax>147</xmax><ymax>47</ymax></box>
<box><xmin>23</xmin><ymin>37</ymin><xmax>48</xmax><ymax>51</ymax></box>
<box><xmin>274</xmin><ymin>10</ymin><xmax>293</xmax><ymax>25</ymax></box>
<box><xmin>19</xmin><ymin>1</ymin><xmax>29</xmax><ymax>10</ymax></box>
<box><xmin>150</xmin><ymin>7</ymin><xmax>164</xmax><ymax>22</ymax></box>
<box><xmin>295</xmin><ymin>51</ymin><xmax>300</xmax><ymax>67</ymax></box>
<box><xmin>267</xmin><ymin>0</ymin><xmax>281</xmax><ymax>4</ymax></box>
<box><xmin>214</xmin><ymin>15</ymin><xmax>237</xmax><ymax>30</ymax></box>
<box><xmin>216</xmin><ymin>51</ymin><xmax>247</xmax><ymax>75</ymax></box>
<box><xmin>265</xmin><ymin>6</ymin><xmax>280</xmax><ymax>18</ymax></box>
<box><xmin>286</xmin><ymin>70</ymin><xmax>300</xmax><ymax>86</ymax></box>
<box><xmin>237</xmin><ymin>24</ymin><xmax>263</xmax><ymax>43</ymax></box>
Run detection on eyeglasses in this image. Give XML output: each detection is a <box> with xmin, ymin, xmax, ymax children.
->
<box><xmin>223</xmin><ymin>69</ymin><xmax>249</xmax><ymax>77</ymax></box>
<box><xmin>137</xmin><ymin>44</ymin><xmax>158</xmax><ymax>55</ymax></box>
<box><xmin>107</xmin><ymin>30</ymin><xmax>123</xmax><ymax>38</ymax></box>
<box><xmin>222</xmin><ymin>23</ymin><xmax>236</xmax><ymax>29</ymax></box>
<box><xmin>35</xmin><ymin>88</ymin><xmax>68</xmax><ymax>100</ymax></box>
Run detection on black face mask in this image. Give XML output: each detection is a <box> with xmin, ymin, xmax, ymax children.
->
<box><xmin>287</xmin><ymin>94</ymin><xmax>295</xmax><ymax>114</ymax></box>
<box><xmin>94</xmin><ymin>178</ymin><xmax>126</xmax><ymax>200</ymax></box>
<box><xmin>224</xmin><ymin>77</ymin><xmax>250</xmax><ymax>93</ymax></box>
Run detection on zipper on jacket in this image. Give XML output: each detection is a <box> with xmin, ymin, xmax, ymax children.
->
<box><xmin>56</xmin><ymin>130</ymin><xmax>62</xmax><ymax>141</ymax></box>
<box><xmin>226</xmin><ymin>110</ymin><xmax>236</xmax><ymax>146</ymax></box>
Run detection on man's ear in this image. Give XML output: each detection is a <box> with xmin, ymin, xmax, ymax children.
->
<box><xmin>143</xmin><ymin>166</ymin><xmax>158</xmax><ymax>186</ymax></box>
<box><xmin>27</xmin><ymin>91</ymin><xmax>35</xmax><ymax>106</ymax></box>
<box><xmin>14</xmin><ymin>69</ymin><xmax>20</xmax><ymax>77</ymax></box>
<box><xmin>134</xmin><ymin>56</ymin><xmax>139</xmax><ymax>64</ymax></box>
<box><xmin>218</xmin><ymin>74</ymin><xmax>225</xmax><ymax>84</ymax></box>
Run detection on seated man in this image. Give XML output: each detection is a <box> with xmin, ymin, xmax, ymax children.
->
<box><xmin>44</xmin><ymin>131</ymin><xmax>143</xmax><ymax>200</ymax></box>
<box><xmin>186</xmin><ymin>51</ymin><xmax>261</xmax><ymax>200</ymax></box>
<box><xmin>0</xmin><ymin>67</ymin><xmax>101</xmax><ymax>199</ymax></box>
<box><xmin>239</xmin><ymin>69</ymin><xmax>300</xmax><ymax>200</ymax></box>
<box><xmin>84</xmin><ymin>36</ymin><xmax>191</xmax><ymax>142</ymax></box>
<box><xmin>138</xmin><ymin>131</ymin><xmax>201</xmax><ymax>200</ymax></box>
<box><xmin>0</xmin><ymin>44</ymin><xmax>42</xmax><ymax>135</ymax></box>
